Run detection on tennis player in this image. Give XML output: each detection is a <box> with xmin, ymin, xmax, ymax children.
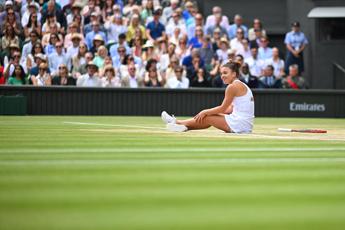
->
<box><xmin>161</xmin><ymin>61</ymin><xmax>255</xmax><ymax>133</ymax></box>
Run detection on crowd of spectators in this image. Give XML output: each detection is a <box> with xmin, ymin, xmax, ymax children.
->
<box><xmin>0</xmin><ymin>0</ymin><xmax>309</xmax><ymax>89</ymax></box>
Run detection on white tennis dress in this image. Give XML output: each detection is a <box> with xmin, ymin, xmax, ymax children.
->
<box><xmin>225</xmin><ymin>80</ymin><xmax>255</xmax><ymax>133</ymax></box>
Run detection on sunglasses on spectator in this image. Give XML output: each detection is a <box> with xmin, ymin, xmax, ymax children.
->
<box><xmin>59</xmin><ymin>66</ymin><xmax>66</xmax><ymax>69</ymax></box>
<box><xmin>129</xmin><ymin>68</ymin><xmax>136</xmax><ymax>71</ymax></box>
<box><xmin>118</xmin><ymin>50</ymin><xmax>125</xmax><ymax>53</ymax></box>
<box><xmin>56</xmin><ymin>45</ymin><xmax>62</xmax><ymax>48</ymax></box>
<box><xmin>14</xmin><ymin>55</ymin><xmax>20</xmax><ymax>58</ymax></box>
<box><xmin>39</xmin><ymin>68</ymin><xmax>46</xmax><ymax>71</ymax></box>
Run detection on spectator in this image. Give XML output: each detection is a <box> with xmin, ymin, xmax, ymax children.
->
<box><xmin>73</xmin><ymin>51</ymin><xmax>93</xmax><ymax>78</ymax></box>
<box><xmin>205</xmin><ymin>6</ymin><xmax>230</xmax><ymax>32</ymax></box>
<box><xmin>142</xmin><ymin>40</ymin><xmax>158</xmax><ymax>64</ymax></box>
<box><xmin>216</xmin><ymin>37</ymin><xmax>230</xmax><ymax>65</ymax></box>
<box><xmin>160</xmin><ymin>41</ymin><xmax>177</xmax><ymax>72</ymax></box>
<box><xmin>105</xmin><ymin>14</ymin><xmax>128</xmax><ymax>43</ymax></box>
<box><xmin>102</xmin><ymin>0</ymin><xmax>116</xmax><ymax>22</ymax></box>
<box><xmin>85</xmin><ymin>21</ymin><xmax>107</xmax><ymax>50</ymax></box>
<box><xmin>228</xmin><ymin>14</ymin><xmax>248</xmax><ymax>39</ymax></box>
<box><xmin>90</xmin><ymin>34</ymin><xmax>106</xmax><ymax>55</ymax></box>
<box><xmin>175</xmin><ymin>35</ymin><xmax>190</xmax><ymax>61</ymax></box>
<box><xmin>162</xmin><ymin>0</ymin><xmax>180</xmax><ymax>25</ymax></box>
<box><xmin>248</xmin><ymin>18</ymin><xmax>266</xmax><ymax>41</ymax></box>
<box><xmin>187</xmin><ymin>13</ymin><xmax>204</xmax><ymax>42</ymax></box>
<box><xmin>230</xmin><ymin>28</ymin><xmax>245</xmax><ymax>56</ymax></box>
<box><xmin>1</xmin><ymin>24</ymin><xmax>20</xmax><ymax>53</ymax></box>
<box><xmin>284</xmin><ymin>21</ymin><xmax>308</xmax><ymax>74</ymax></box>
<box><xmin>109</xmin><ymin>33</ymin><xmax>131</xmax><ymax>58</ymax></box>
<box><xmin>244</xmin><ymin>46</ymin><xmax>265</xmax><ymax>78</ymax></box>
<box><xmin>121</xmin><ymin>64</ymin><xmax>145</xmax><ymax>88</ymax></box>
<box><xmin>93</xmin><ymin>46</ymin><xmax>108</xmax><ymax>69</ymax></box>
<box><xmin>31</xmin><ymin>63</ymin><xmax>52</xmax><ymax>86</ymax></box>
<box><xmin>64</xmin><ymin>23</ymin><xmax>85</xmax><ymax>49</ymax></box>
<box><xmin>21</xmin><ymin>31</ymin><xmax>40</xmax><ymax>67</ymax></box>
<box><xmin>165</xmin><ymin>56</ymin><xmax>182</xmax><ymax>82</ymax></box>
<box><xmin>65</xmin><ymin>33</ymin><xmax>83</xmax><ymax>67</ymax></box>
<box><xmin>112</xmin><ymin>45</ymin><xmax>130</xmax><ymax>69</ymax></box>
<box><xmin>266</xmin><ymin>47</ymin><xmax>285</xmax><ymax>79</ymax></box>
<box><xmin>2</xmin><ymin>8</ymin><xmax>22</xmax><ymax>37</ymax></box>
<box><xmin>3</xmin><ymin>50</ymin><xmax>22</xmax><ymax>80</ymax></box>
<box><xmin>166</xmin><ymin>65</ymin><xmax>189</xmax><ymax>88</ymax></box>
<box><xmin>7</xmin><ymin>64</ymin><xmax>26</xmax><ymax>85</ymax></box>
<box><xmin>82</xmin><ymin>0</ymin><xmax>101</xmax><ymax>26</ymax></box>
<box><xmin>66</xmin><ymin>3</ymin><xmax>83</xmax><ymax>25</ymax></box>
<box><xmin>146</xmin><ymin>8</ymin><xmax>166</xmax><ymax>42</ymax></box>
<box><xmin>258</xmin><ymin>36</ymin><xmax>273</xmax><ymax>61</ymax></box>
<box><xmin>188</xmin><ymin>25</ymin><xmax>204</xmax><ymax>49</ymax></box>
<box><xmin>211</xmin><ymin>28</ymin><xmax>222</xmax><ymax>51</ymax></box>
<box><xmin>41</xmin><ymin>23</ymin><xmax>63</xmax><ymax>48</ymax></box>
<box><xmin>23</xmin><ymin>41</ymin><xmax>43</xmax><ymax>74</ymax></box>
<box><xmin>0</xmin><ymin>1</ymin><xmax>21</xmax><ymax>26</ymax></box>
<box><xmin>77</xmin><ymin>62</ymin><xmax>102</xmax><ymax>87</ymax></box>
<box><xmin>144</xmin><ymin>59</ymin><xmax>164</xmax><ymax>87</ymax></box>
<box><xmin>141</xmin><ymin>0</ymin><xmax>155</xmax><ymax>24</ymax></box>
<box><xmin>199</xmin><ymin>36</ymin><xmax>214</xmax><ymax>69</ymax></box>
<box><xmin>239</xmin><ymin>63</ymin><xmax>258</xmax><ymax>88</ymax></box>
<box><xmin>101</xmin><ymin>65</ymin><xmax>121</xmax><ymax>87</ymax></box>
<box><xmin>48</xmin><ymin>42</ymin><xmax>69</xmax><ymax>76</ymax></box>
<box><xmin>127</xmin><ymin>14</ymin><xmax>147</xmax><ymax>44</ymax></box>
<box><xmin>166</xmin><ymin>11</ymin><xmax>186</xmax><ymax>37</ymax></box>
<box><xmin>123</xmin><ymin>0</ymin><xmax>139</xmax><ymax>18</ymax></box>
<box><xmin>52</xmin><ymin>64</ymin><xmax>76</xmax><ymax>86</ymax></box>
<box><xmin>23</xmin><ymin>12</ymin><xmax>40</xmax><ymax>38</ymax></box>
<box><xmin>131</xmin><ymin>36</ymin><xmax>144</xmax><ymax>58</ymax></box>
<box><xmin>21</xmin><ymin>2</ymin><xmax>41</xmax><ymax>28</ymax></box>
<box><xmin>182</xmin><ymin>48</ymin><xmax>204</xmax><ymax>69</ymax></box>
<box><xmin>282</xmin><ymin>64</ymin><xmax>308</xmax><ymax>89</ymax></box>
<box><xmin>258</xmin><ymin>65</ymin><xmax>281</xmax><ymax>89</ymax></box>
<box><xmin>29</xmin><ymin>54</ymin><xmax>48</xmax><ymax>78</ymax></box>
<box><xmin>206</xmin><ymin>14</ymin><xmax>228</xmax><ymax>39</ymax></box>
<box><xmin>239</xmin><ymin>39</ymin><xmax>252</xmax><ymax>59</ymax></box>
<box><xmin>191</xmin><ymin>68</ymin><xmax>210</xmax><ymax>87</ymax></box>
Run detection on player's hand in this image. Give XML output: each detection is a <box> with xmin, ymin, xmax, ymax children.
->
<box><xmin>194</xmin><ymin>110</ymin><xmax>208</xmax><ymax>123</ymax></box>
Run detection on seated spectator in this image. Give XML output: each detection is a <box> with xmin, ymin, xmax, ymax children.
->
<box><xmin>244</xmin><ymin>46</ymin><xmax>265</xmax><ymax>78</ymax></box>
<box><xmin>21</xmin><ymin>31</ymin><xmax>40</xmax><ymax>69</ymax></box>
<box><xmin>112</xmin><ymin>45</ymin><xmax>130</xmax><ymax>69</ymax></box>
<box><xmin>23</xmin><ymin>42</ymin><xmax>44</xmax><ymax>74</ymax></box>
<box><xmin>258</xmin><ymin>36</ymin><xmax>273</xmax><ymax>61</ymax></box>
<box><xmin>1</xmin><ymin>24</ymin><xmax>20</xmax><ymax>53</ymax></box>
<box><xmin>216</xmin><ymin>37</ymin><xmax>230</xmax><ymax>65</ymax></box>
<box><xmin>182</xmin><ymin>48</ymin><xmax>204</xmax><ymax>69</ymax></box>
<box><xmin>131</xmin><ymin>36</ymin><xmax>144</xmax><ymax>59</ymax></box>
<box><xmin>66</xmin><ymin>3</ymin><xmax>83</xmax><ymax>25</ymax></box>
<box><xmin>82</xmin><ymin>0</ymin><xmax>101</xmax><ymax>26</ymax></box>
<box><xmin>2</xmin><ymin>7</ymin><xmax>22</xmax><ymax>37</ymax></box>
<box><xmin>200</xmin><ymin>36</ymin><xmax>214</xmax><ymax>70</ymax></box>
<box><xmin>166</xmin><ymin>11</ymin><xmax>187</xmax><ymax>38</ymax></box>
<box><xmin>102</xmin><ymin>0</ymin><xmax>116</xmax><ymax>22</ymax></box>
<box><xmin>144</xmin><ymin>58</ymin><xmax>164</xmax><ymax>87</ymax></box>
<box><xmin>165</xmin><ymin>56</ymin><xmax>183</xmax><ymax>83</ymax></box>
<box><xmin>188</xmin><ymin>26</ymin><xmax>204</xmax><ymax>49</ymax></box>
<box><xmin>190</xmin><ymin>68</ymin><xmax>210</xmax><ymax>87</ymax></box>
<box><xmin>141</xmin><ymin>0</ymin><xmax>155</xmax><ymax>24</ymax></box>
<box><xmin>42</xmin><ymin>14</ymin><xmax>62</xmax><ymax>35</ymax></box>
<box><xmin>248</xmin><ymin>18</ymin><xmax>266</xmax><ymax>41</ymax></box>
<box><xmin>239</xmin><ymin>63</ymin><xmax>258</xmax><ymax>88</ymax></box>
<box><xmin>109</xmin><ymin>33</ymin><xmax>131</xmax><ymax>57</ymax></box>
<box><xmin>83</xmin><ymin>12</ymin><xmax>105</xmax><ymax>36</ymax></box>
<box><xmin>22</xmin><ymin>2</ymin><xmax>42</xmax><ymax>28</ymax></box>
<box><xmin>105</xmin><ymin>14</ymin><xmax>128</xmax><ymax>44</ymax></box>
<box><xmin>72</xmin><ymin>51</ymin><xmax>93</xmax><ymax>78</ymax></box>
<box><xmin>123</xmin><ymin>0</ymin><xmax>140</xmax><ymax>18</ymax></box>
<box><xmin>43</xmin><ymin>32</ymin><xmax>61</xmax><ymax>56</ymax></box>
<box><xmin>64</xmin><ymin>23</ymin><xmax>85</xmax><ymax>49</ymax></box>
<box><xmin>187</xmin><ymin>13</ymin><xmax>204</xmax><ymax>41</ymax></box>
<box><xmin>76</xmin><ymin>62</ymin><xmax>102</xmax><ymax>87</ymax></box>
<box><xmin>121</xmin><ymin>64</ymin><xmax>145</xmax><ymax>88</ymax></box>
<box><xmin>29</xmin><ymin>54</ymin><xmax>48</xmax><ymax>78</ymax></box>
<box><xmin>7</xmin><ymin>64</ymin><xmax>26</xmax><ymax>85</ymax></box>
<box><xmin>266</xmin><ymin>47</ymin><xmax>285</xmax><ymax>79</ymax></box>
<box><xmin>93</xmin><ymin>46</ymin><xmax>108</xmax><ymax>69</ymax></box>
<box><xmin>66</xmin><ymin>33</ymin><xmax>83</xmax><ymax>67</ymax></box>
<box><xmin>142</xmin><ymin>40</ymin><xmax>159</xmax><ymax>64</ymax></box>
<box><xmin>146</xmin><ymin>8</ymin><xmax>166</xmax><ymax>42</ymax></box>
<box><xmin>127</xmin><ymin>14</ymin><xmax>147</xmax><ymax>44</ymax></box>
<box><xmin>228</xmin><ymin>14</ymin><xmax>248</xmax><ymax>39</ymax></box>
<box><xmin>41</xmin><ymin>23</ymin><xmax>63</xmax><ymax>48</ymax></box>
<box><xmin>3</xmin><ymin>50</ymin><xmax>22</xmax><ymax>80</ymax></box>
<box><xmin>85</xmin><ymin>21</ymin><xmax>107</xmax><ymax>50</ymax></box>
<box><xmin>230</xmin><ymin>27</ymin><xmax>245</xmax><ymax>56</ymax></box>
<box><xmin>52</xmin><ymin>64</ymin><xmax>76</xmax><ymax>86</ymax></box>
<box><xmin>162</xmin><ymin>0</ymin><xmax>180</xmax><ymax>25</ymax></box>
<box><xmin>282</xmin><ymin>64</ymin><xmax>308</xmax><ymax>89</ymax></box>
<box><xmin>239</xmin><ymin>38</ymin><xmax>252</xmax><ymax>60</ymax></box>
<box><xmin>48</xmin><ymin>42</ymin><xmax>69</xmax><ymax>76</ymax></box>
<box><xmin>206</xmin><ymin>14</ymin><xmax>228</xmax><ymax>39</ymax></box>
<box><xmin>166</xmin><ymin>66</ymin><xmax>189</xmax><ymax>89</ymax></box>
<box><xmin>175</xmin><ymin>35</ymin><xmax>190</xmax><ymax>62</ymax></box>
<box><xmin>258</xmin><ymin>65</ymin><xmax>281</xmax><ymax>89</ymax></box>
<box><xmin>211</xmin><ymin>28</ymin><xmax>222</xmax><ymax>51</ymax></box>
<box><xmin>205</xmin><ymin>6</ymin><xmax>229</xmax><ymax>32</ymax></box>
<box><xmin>101</xmin><ymin>65</ymin><xmax>121</xmax><ymax>87</ymax></box>
<box><xmin>31</xmin><ymin>63</ymin><xmax>52</xmax><ymax>86</ymax></box>
<box><xmin>160</xmin><ymin>41</ymin><xmax>177</xmax><ymax>72</ymax></box>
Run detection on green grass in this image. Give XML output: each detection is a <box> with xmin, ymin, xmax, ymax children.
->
<box><xmin>0</xmin><ymin>116</ymin><xmax>345</xmax><ymax>230</ymax></box>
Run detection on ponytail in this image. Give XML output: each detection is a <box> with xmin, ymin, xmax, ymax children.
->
<box><xmin>221</xmin><ymin>59</ymin><xmax>241</xmax><ymax>77</ymax></box>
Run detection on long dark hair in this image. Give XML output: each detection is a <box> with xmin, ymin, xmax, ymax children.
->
<box><xmin>11</xmin><ymin>65</ymin><xmax>26</xmax><ymax>84</ymax></box>
<box><xmin>27</xmin><ymin>13</ymin><xmax>39</xmax><ymax>28</ymax></box>
<box><xmin>31</xmin><ymin>42</ymin><xmax>44</xmax><ymax>56</ymax></box>
<box><xmin>222</xmin><ymin>60</ymin><xmax>241</xmax><ymax>77</ymax></box>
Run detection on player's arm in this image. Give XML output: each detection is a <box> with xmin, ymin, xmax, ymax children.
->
<box><xmin>194</xmin><ymin>85</ymin><xmax>236</xmax><ymax>122</ymax></box>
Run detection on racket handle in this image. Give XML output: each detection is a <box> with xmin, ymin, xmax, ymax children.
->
<box><xmin>277</xmin><ymin>128</ymin><xmax>292</xmax><ymax>132</ymax></box>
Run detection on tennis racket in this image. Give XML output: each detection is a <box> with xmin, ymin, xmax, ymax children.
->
<box><xmin>278</xmin><ymin>128</ymin><xmax>327</xmax><ymax>133</ymax></box>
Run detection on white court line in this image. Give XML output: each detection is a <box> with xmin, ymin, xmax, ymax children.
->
<box><xmin>2</xmin><ymin>147</ymin><xmax>345</xmax><ymax>154</ymax></box>
<box><xmin>0</xmin><ymin>158</ymin><xmax>344</xmax><ymax>166</ymax></box>
<box><xmin>63</xmin><ymin>121</ymin><xmax>166</xmax><ymax>130</ymax></box>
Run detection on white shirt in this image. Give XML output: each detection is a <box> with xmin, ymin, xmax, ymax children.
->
<box><xmin>266</xmin><ymin>58</ymin><xmax>285</xmax><ymax>78</ymax></box>
<box><xmin>77</xmin><ymin>74</ymin><xmax>102</xmax><ymax>87</ymax></box>
<box><xmin>230</xmin><ymin>38</ymin><xmax>245</xmax><ymax>55</ymax></box>
<box><xmin>245</xmin><ymin>56</ymin><xmax>265</xmax><ymax>77</ymax></box>
<box><xmin>166</xmin><ymin>77</ymin><xmax>189</xmax><ymax>89</ymax></box>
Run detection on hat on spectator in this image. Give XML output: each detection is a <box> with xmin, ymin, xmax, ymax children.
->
<box><xmin>34</xmin><ymin>53</ymin><xmax>46</xmax><ymax>60</ymax></box>
<box><xmin>71</xmin><ymin>33</ymin><xmax>82</xmax><ymax>40</ymax></box>
<box><xmin>72</xmin><ymin>2</ymin><xmax>83</xmax><ymax>9</ymax></box>
<box><xmin>220</xmin><ymin>37</ymin><xmax>229</xmax><ymax>46</ymax></box>
<box><xmin>5</xmin><ymin>0</ymin><xmax>13</xmax><ymax>6</ymax></box>
<box><xmin>153</xmin><ymin>7</ymin><xmax>163</xmax><ymax>15</ymax></box>
<box><xmin>86</xmin><ymin>61</ymin><xmax>98</xmax><ymax>69</ymax></box>
<box><xmin>143</xmin><ymin>40</ymin><xmax>155</xmax><ymax>48</ymax></box>
<box><xmin>291</xmin><ymin>21</ymin><xmax>300</xmax><ymax>27</ymax></box>
<box><xmin>29</xmin><ymin>2</ymin><xmax>38</xmax><ymax>9</ymax></box>
<box><xmin>113</xmin><ymin>4</ymin><xmax>121</xmax><ymax>11</ymax></box>
<box><xmin>227</xmin><ymin>48</ymin><xmax>236</xmax><ymax>55</ymax></box>
<box><xmin>93</xmin><ymin>34</ymin><xmax>104</xmax><ymax>42</ymax></box>
<box><xmin>9</xmin><ymin>43</ymin><xmax>20</xmax><ymax>50</ymax></box>
<box><xmin>91</xmin><ymin>12</ymin><xmax>99</xmax><ymax>17</ymax></box>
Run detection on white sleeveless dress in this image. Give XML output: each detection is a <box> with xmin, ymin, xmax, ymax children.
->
<box><xmin>225</xmin><ymin>80</ymin><xmax>255</xmax><ymax>133</ymax></box>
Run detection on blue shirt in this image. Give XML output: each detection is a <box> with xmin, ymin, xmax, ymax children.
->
<box><xmin>109</xmin><ymin>43</ymin><xmax>131</xmax><ymax>58</ymax></box>
<box><xmin>188</xmin><ymin>37</ymin><xmax>203</xmax><ymax>49</ymax></box>
<box><xmin>258</xmin><ymin>47</ymin><xmax>273</xmax><ymax>60</ymax></box>
<box><xmin>228</xmin><ymin>24</ymin><xmax>248</xmax><ymax>39</ymax></box>
<box><xmin>284</xmin><ymin>31</ymin><xmax>308</xmax><ymax>50</ymax></box>
<box><xmin>85</xmin><ymin>31</ymin><xmax>107</xmax><ymax>49</ymax></box>
<box><xmin>146</xmin><ymin>21</ymin><xmax>165</xmax><ymax>40</ymax></box>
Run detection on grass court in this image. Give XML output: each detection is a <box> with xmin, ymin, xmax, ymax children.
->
<box><xmin>0</xmin><ymin>116</ymin><xmax>345</xmax><ymax>230</ymax></box>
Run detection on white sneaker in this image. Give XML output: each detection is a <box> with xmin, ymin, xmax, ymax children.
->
<box><xmin>161</xmin><ymin>111</ymin><xmax>176</xmax><ymax>124</ymax></box>
<box><xmin>166</xmin><ymin>123</ymin><xmax>188</xmax><ymax>132</ymax></box>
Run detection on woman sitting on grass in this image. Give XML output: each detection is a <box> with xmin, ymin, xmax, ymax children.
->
<box><xmin>162</xmin><ymin>60</ymin><xmax>255</xmax><ymax>133</ymax></box>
